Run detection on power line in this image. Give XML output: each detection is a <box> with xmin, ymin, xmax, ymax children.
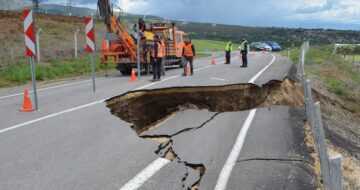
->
<box><xmin>33</xmin><ymin>0</ymin><xmax>40</xmax><ymax>12</ymax></box>
<box><xmin>61</xmin><ymin>0</ymin><xmax>76</xmax><ymax>16</ymax></box>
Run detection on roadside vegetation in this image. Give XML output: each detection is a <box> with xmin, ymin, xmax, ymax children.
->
<box><xmin>0</xmin><ymin>55</ymin><xmax>108</xmax><ymax>88</ymax></box>
<box><xmin>192</xmin><ymin>39</ymin><xmax>239</xmax><ymax>52</ymax></box>
<box><xmin>288</xmin><ymin>45</ymin><xmax>360</xmax><ymax>113</ymax></box>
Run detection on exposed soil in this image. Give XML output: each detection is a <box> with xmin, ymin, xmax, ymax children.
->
<box><xmin>106</xmin><ymin>74</ymin><xmax>360</xmax><ymax>189</ymax></box>
<box><xmin>311</xmin><ymin>81</ymin><xmax>360</xmax><ymax>189</ymax></box>
<box><xmin>106</xmin><ymin>77</ymin><xmax>324</xmax><ymax>189</ymax></box>
<box><xmin>107</xmin><ymin>77</ymin><xmax>304</xmax><ymax>134</ymax></box>
<box><xmin>0</xmin><ymin>10</ymin><xmax>106</xmax><ymax>65</ymax></box>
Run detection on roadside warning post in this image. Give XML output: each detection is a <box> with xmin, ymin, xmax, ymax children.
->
<box><xmin>23</xmin><ymin>9</ymin><xmax>38</xmax><ymax>110</ymax></box>
<box><xmin>85</xmin><ymin>17</ymin><xmax>96</xmax><ymax>92</ymax></box>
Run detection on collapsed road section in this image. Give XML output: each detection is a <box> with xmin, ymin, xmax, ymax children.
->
<box><xmin>106</xmin><ymin>77</ymin><xmax>322</xmax><ymax>189</ymax></box>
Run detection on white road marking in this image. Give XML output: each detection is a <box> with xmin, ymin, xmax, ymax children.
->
<box><xmin>0</xmin><ymin>57</ymin><xmax>238</xmax><ymax>134</ymax></box>
<box><xmin>214</xmin><ymin>54</ymin><xmax>276</xmax><ymax>190</ymax></box>
<box><xmin>214</xmin><ymin>109</ymin><xmax>257</xmax><ymax>190</ymax></box>
<box><xmin>135</xmin><ymin>75</ymin><xmax>179</xmax><ymax>90</ymax></box>
<box><xmin>0</xmin><ymin>99</ymin><xmax>105</xmax><ymax>134</ymax></box>
<box><xmin>119</xmin><ymin>158</ymin><xmax>171</xmax><ymax>190</ymax></box>
<box><xmin>248</xmin><ymin>54</ymin><xmax>276</xmax><ymax>83</ymax></box>
<box><xmin>210</xmin><ymin>77</ymin><xmax>229</xmax><ymax>82</ymax></box>
<box><xmin>119</xmin><ymin>55</ymin><xmax>274</xmax><ymax>189</ymax></box>
<box><xmin>0</xmin><ymin>77</ymin><xmax>106</xmax><ymax>100</ymax></box>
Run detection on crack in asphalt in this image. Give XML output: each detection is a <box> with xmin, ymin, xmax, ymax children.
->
<box><xmin>140</xmin><ymin>113</ymin><xmax>220</xmax><ymax>189</ymax></box>
<box><xmin>237</xmin><ymin>157</ymin><xmax>312</xmax><ymax>164</ymax></box>
<box><xmin>105</xmin><ymin>77</ymin><xmax>316</xmax><ymax>189</ymax></box>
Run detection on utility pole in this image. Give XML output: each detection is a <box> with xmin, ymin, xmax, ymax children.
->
<box><xmin>74</xmin><ymin>29</ymin><xmax>80</xmax><ymax>59</ymax></box>
<box><xmin>61</xmin><ymin>0</ymin><xmax>76</xmax><ymax>16</ymax></box>
<box><xmin>36</xmin><ymin>28</ymin><xmax>42</xmax><ymax>64</ymax></box>
<box><xmin>32</xmin><ymin>0</ymin><xmax>40</xmax><ymax>12</ymax></box>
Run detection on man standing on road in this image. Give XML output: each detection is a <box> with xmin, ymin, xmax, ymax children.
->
<box><xmin>182</xmin><ymin>37</ymin><xmax>196</xmax><ymax>76</ymax></box>
<box><xmin>225</xmin><ymin>41</ymin><xmax>233</xmax><ymax>64</ymax></box>
<box><xmin>240</xmin><ymin>37</ymin><xmax>249</xmax><ymax>68</ymax></box>
<box><xmin>152</xmin><ymin>35</ymin><xmax>164</xmax><ymax>81</ymax></box>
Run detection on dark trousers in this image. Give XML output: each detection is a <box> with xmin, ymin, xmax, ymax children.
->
<box><xmin>241</xmin><ymin>52</ymin><xmax>248</xmax><ymax>67</ymax></box>
<box><xmin>183</xmin><ymin>56</ymin><xmax>194</xmax><ymax>74</ymax></box>
<box><xmin>153</xmin><ymin>57</ymin><xmax>162</xmax><ymax>79</ymax></box>
<box><xmin>225</xmin><ymin>51</ymin><xmax>231</xmax><ymax>63</ymax></box>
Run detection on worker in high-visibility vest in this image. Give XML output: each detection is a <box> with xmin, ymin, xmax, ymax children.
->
<box><xmin>239</xmin><ymin>37</ymin><xmax>249</xmax><ymax>68</ymax></box>
<box><xmin>225</xmin><ymin>41</ymin><xmax>233</xmax><ymax>64</ymax></box>
<box><xmin>152</xmin><ymin>35</ymin><xmax>164</xmax><ymax>81</ymax></box>
<box><xmin>182</xmin><ymin>37</ymin><xmax>196</xmax><ymax>76</ymax></box>
<box><xmin>160</xmin><ymin>38</ymin><xmax>166</xmax><ymax>76</ymax></box>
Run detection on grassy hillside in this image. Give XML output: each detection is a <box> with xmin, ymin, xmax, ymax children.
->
<box><xmin>177</xmin><ymin>22</ymin><xmax>360</xmax><ymax>48</ymax></box>
<box><xmin>289</xmin><ymin>45</ymin><xmax>360</xmax><ymax>112</ymax></box>
<box><xmin>192</xmin><ymin>39</ymin><xmax>239</xmax><ymax>52</ymax></box>
<box><xmin>0</xmin><ymin>11</ymin><xmax>106</xmax><ymax>64</ymax></box>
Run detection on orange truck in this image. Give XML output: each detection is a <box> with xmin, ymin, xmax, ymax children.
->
<box><xmin>98</xmin><ymin>0</ymin><xmax>187</xmax><ymax>74</ymax></box>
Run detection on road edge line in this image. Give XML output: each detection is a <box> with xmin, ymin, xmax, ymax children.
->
<box><xmin>0</xmin><ymin>99</ymin><xmax>105</xmax><ymax>134</ymax></box>
<box><xmin>248</xmin><ymin>54</ymin><xmax>276</xmax><ymax>83</ymax></box>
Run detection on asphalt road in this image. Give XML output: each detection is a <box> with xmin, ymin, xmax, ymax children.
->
<box><xmin>0</xmin><ymin>52</ymin><xmax>319</xmax><ymax>189</ymax></box>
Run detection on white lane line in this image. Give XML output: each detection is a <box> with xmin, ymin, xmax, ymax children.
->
<box><xmin>0</xmin><ymin>55</ymin><xmax>234</xmax><ymax>100</ymax></box>
<box><xmin>0</xmin><ymin>77</ymin><xmax>106</xmax><ymax>100</ymax></box>
<box><xmin>214</xmin><ymin>109</ymin><xmax>257</xmax><ymax>190</ymax></box>
<box><xmin>248</xmin><ymin>54</ymin><xmax>276</xmax><ymax>83</ymax></box>
<box><xmin>0</xmin><ymin>57</ymin><xmax>238</xmax><ymax>134</ymax></box>
<box><xmin>135</xmin><ymin>75</ymin><xmax>179</xmax><ymax>90</ymax></box>
<box><xmin>119</xmin><ymin>158</ymin><xmax>171</xmax><ymax>190</ymax></box>
<box><xmin>118</xmin><ymin>55</ymin><xmax>273</xmax><ymax>189</ymax></box>
<box><xmin>214</xmin><ymin>54</ymin><xmax>276</xmax><ymax>190</ymax></box>
<box><xmin>0</xmin><ymin>100</ymin><xmax>105</xmax><ymax>134</ymax></box>
<box><xmin>210</xmin><ymin>77</ymin><xmax>229</xmax><ymax>82</ymax></box>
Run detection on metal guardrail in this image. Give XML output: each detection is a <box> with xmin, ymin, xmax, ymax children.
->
<box><xmin>298</xmin><ymin>41</ymin><xmax>343</xmax><ymax>190</ymax></box>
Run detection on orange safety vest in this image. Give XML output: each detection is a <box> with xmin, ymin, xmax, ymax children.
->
<box><xmin>183</xmin><ymin>43</ymin><xmax>194</xmax><ymax>57</ymax></box>
<box><xmin>102</xmin><ymin>40</ymin><xmax>109</xmax><ymax>52</ymax></box>
<box><xmin>153</xmin><ymin>42</ymin><xmax>165</xmax><ymax>58</ymax></box>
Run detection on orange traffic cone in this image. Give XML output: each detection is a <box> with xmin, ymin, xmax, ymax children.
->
<box><xmin>211</xmin><ymin>59</ymin><xmax>216</xmax><ymax>65</ymax></box>
<box><xmin>128</xmin><ymin>68</ymin><xmax>138</xmax><ymax>82</ymax></box>
<box><xmin>19</xmin><ymin>88</ymin><xmax>34</xmax><ymax>112</ymax></box>
<box><xmin>186</xmin><ymin>65</ymin><xmax>191</xmax><ymax>76</ymax></box>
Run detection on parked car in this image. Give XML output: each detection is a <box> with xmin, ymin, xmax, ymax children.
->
<box><xmin>248</xmin><ymin>42</ymin><xmax>272</xmax><ymax>51</ymax></box>
<box><xmin>263</xmin><ymin>41</ymin><xmax>282</xmax><ymax>52</ymax></box>
<box><xmin>249</xmin><ymin>42</ymin><xmax>272</xmax><ymax>51</ymax></box>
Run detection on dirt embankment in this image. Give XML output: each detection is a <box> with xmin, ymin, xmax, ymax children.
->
<box><xmin>107</xmin><ymin>77</ymin><xmax>304</xmax><ymax>133</ymax></box>
<box><xmin>107</xmin><ymin>77</ymin><xmax>321</xmax><ymax>189</ymax></box>
<box><xmin>0</xmin><ymin>10</ymin><xmax>106</xmax><ymax>64</ymax></box>
<box><xmin>106</xmin><ymin>76</ymin><xmax>360</xmax><ymax>189</ymax></box>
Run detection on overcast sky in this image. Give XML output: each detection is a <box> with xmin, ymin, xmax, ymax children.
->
<box><xmin>43</xmin><ymin>0</ymin><xmax>360</xmax><ymax>30</ymax></box>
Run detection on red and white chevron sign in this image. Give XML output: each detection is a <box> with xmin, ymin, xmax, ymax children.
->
<box><xmin>23</xmin><ymin>9</ymin><xmax>36</xmax><ymax>57</ymax></box>
<box><xmin>85</xmin><ymin>18</ymin><xmax>95</xmax><ymax>53</ymax></box>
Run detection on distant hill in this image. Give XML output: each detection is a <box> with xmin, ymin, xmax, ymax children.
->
<box><xmin>0</xmin><ymin>0</ymin><xmax>30</xmax><ymax>10</ymax></box>
<box><xmin>176</xmin><ymin>22</ymin><xmax>360</xmax><ymax>47</ymax></box>
<box><xmin>1</xmin><ymin>2</ymin><xmax>359</xmax><ymax>48</ymax></box>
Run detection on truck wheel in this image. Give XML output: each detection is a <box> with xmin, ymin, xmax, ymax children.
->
<box><xmin>119</xmin><ymin>68</ymin><xmax>132</xmax><ymax>75</ymax></box>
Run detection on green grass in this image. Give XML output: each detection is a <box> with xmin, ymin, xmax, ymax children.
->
<box><xmin>301</xmin><ymin>45</ymin><xmax>360</xmax><ymax>110</ymax></box>
<box><xmin>192</xmin><ymin>39</ymin><xmax>239</xmax><ymax>52</ymax></box>
<box><xmin>0</xmin><ymin>55</ymin><xmax>108</xmax><ymax>88</ymax></box>
<box><xmin>196</xmin><ymin>52</ymin><xmax>212</xmax><ymax>58</ymax></box>
<box><xmin>289</xmin><ymin>48</ymin><xmax>301</xmax><ymax>63</ymax></box>
<box><xmin>324</xmin><ymin>76</ymin><xmax>345</xmax><ymax>95</ymax></box>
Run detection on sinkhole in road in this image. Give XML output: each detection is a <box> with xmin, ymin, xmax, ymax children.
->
<box><xmin>106</xmin><ymin>77</ymin><xmax>305</xmax><ymax>189</ymax></box>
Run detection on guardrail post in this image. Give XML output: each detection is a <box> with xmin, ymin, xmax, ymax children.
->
<box><xmin>36</xmin><ymin>28</ymin><xmax>42</xmax><ymax>64</ymax></box>
<box><xmin>330</xmin><ymin>154</ymin><xmax>342</xmax><ymax>190</ymax></box>
<box><xmin>11</xmin><ymin>48</ymin><xmax>14</xmax><ymax>63</ymax></box>
<box><xmin>313</xmin><ymin>101</ymin><xmax>332</xmax><ymax>190</ymax></box>
<box><xmin>74</xmin><ymin>29</ymin><xmax>80</xmax><ymax>59</ymax></box>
